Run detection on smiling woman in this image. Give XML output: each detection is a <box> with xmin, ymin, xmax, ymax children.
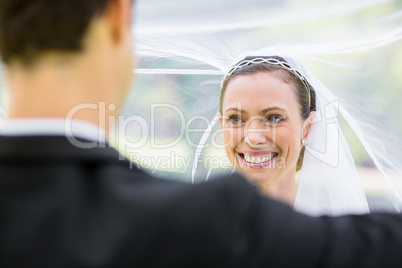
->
<box><xmin>219</xmin><ymin>55</ymin><xmax>369</xmax><ymax>216</ymax></box>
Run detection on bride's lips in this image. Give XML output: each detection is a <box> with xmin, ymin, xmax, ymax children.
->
<box><xmin>237</xmin><ymin>151</ymin><xmax>278</xmax><ymax>169</ymax></box>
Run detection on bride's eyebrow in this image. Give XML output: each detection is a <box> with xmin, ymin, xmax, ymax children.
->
<box><xmin>224</xmin><ymin>107</ymin><xmax>287</xmax><ymax>115</ymax></box>
<box><xmin>260</xmin><ymin>107</ymin><xmax>287</xmax><ymax>114</ymax></box>
<box><xmin>224</xmin><ymin>108</ymin><xmax>248</xmax><ymax>115</ymax></box>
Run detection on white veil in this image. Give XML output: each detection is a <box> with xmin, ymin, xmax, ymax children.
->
<box><xmin>0</xmin><ymin>0</ymin><xmax>401</xmax><ymax>214</ymax></box>
<box><xmin>287</xmin><ymin>56</ymin><xmax>371</xmax><ymax>216</ymax></box>
<box><xmin>128</xmin><ymin>0</ymin><xmax>402</xmax><ymax>214</ymax></box>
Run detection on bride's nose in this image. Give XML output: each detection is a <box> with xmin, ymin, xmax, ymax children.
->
<box><xmin>244</xmin><ymin>118</ymin><xmax>269</xmax><ymax>148</ymax></box>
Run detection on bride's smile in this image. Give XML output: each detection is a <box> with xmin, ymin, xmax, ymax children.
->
<box><xmin>237</xmin><ymin>151</ymin><xmax>279</xmax><ymax>168</ymax></box>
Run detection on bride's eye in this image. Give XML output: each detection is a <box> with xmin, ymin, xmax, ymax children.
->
<box><xmin>227</xmin><ymin>115</ymin><xmax>244</xmax><ymax>125</ymax></box>
<box><xmin>265</xmin><ymin>115</ymin><xmax>284</xmax><ymax>124</ymax></box>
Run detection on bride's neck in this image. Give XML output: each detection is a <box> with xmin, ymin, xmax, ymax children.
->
<box><xmin>257</xmin><ymin>174</ymin><xmax>298</xmax><ymax>206</ymax></box>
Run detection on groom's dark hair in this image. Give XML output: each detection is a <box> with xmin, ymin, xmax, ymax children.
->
<box><xmin>0</xmin><ymin>0</ymin><xmax>113</xmax><ymax>65</ymax></box>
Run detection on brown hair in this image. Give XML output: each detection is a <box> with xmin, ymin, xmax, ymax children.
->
<box><xmin>0</xmin><ymin>0</ymin><xmax>113</xmax><ymax>64</ymax></box>
<box><xmin>220</xmin><ymin>56</ymin><xmax>316</xmax><ymax>171</ymax></box>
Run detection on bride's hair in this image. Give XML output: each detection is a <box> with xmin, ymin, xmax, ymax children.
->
<box><xmin>220</xmin><ymin>55</ymin><xmax>316</xmax><ymax>171</ymax></box>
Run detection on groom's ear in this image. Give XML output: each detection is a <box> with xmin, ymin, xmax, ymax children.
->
<box><xmin>106</xmin><ymin>0</ymin><xmax>133</xmax><ymax>44</ymax></box>
<box><xmin>302</xmin><ymin>111</ymin><xmax>316</xmax><ymax>141</ymax></box>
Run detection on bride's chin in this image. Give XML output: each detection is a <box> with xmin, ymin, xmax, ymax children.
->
<box><xmin>232</xmin><ymin>157</ymin><xmax>273</xmax><ymax>184</ymax></box>
<box><xmin>237</xmin><ymin>169</ymin><xmax>271</xmax><ymax>185</ymax></box>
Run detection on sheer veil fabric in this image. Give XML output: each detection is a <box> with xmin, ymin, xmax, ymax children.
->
<box><xmin>285</xmin><ymin>56</ymin><xmax>371</xmax><ymax>216</ymax></box>
<box><xmin>129</xmin><ymin>0</ymin><xmax>402</xmax><ymax>215</ymax></box>
<box><xmin>0</xmin><ymin>0</ymin><xmax>401</xmax><ymax>214</ymax></box>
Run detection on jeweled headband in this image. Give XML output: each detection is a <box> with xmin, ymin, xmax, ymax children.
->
<box><xmin>220</xmin><ymin>57</ymin><xmax>311</xmax><ymax>107</ymax></box>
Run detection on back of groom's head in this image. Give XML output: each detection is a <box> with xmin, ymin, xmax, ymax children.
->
<box><xmin>0</xmin><ymin>0</ymin><xmax>112</xmax><ymax>65</ymax></box>
<box><xmin>0</xmin><ymin>0</ymin><xmax>135</xmax><ymax>123</ymax></box>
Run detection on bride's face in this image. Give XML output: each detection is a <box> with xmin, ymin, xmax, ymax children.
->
<box><xmin>220</xmin><ymin>71</ymin><xmax>307</xmax><ymax>185</ymax></box>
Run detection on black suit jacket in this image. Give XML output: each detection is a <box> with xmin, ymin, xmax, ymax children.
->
<box><xmin>0</xmin><ymin>135</ymin><xmax>401</xmax><ymax>267</ymax></box>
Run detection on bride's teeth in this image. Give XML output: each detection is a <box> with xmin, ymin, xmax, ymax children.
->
<box><xmin>242</xmin><ymin>153</ymin><xmax>276</xmax><ymax>164</ymax></box>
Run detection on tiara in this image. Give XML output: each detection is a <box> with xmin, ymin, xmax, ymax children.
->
<box><xmin>221</xmin><ymin>57</ymin><xmax>311</xmax><ymax>107</ymax></box>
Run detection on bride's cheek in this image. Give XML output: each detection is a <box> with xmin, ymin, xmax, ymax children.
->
<box><xmin>221</xmin><ymin>131</ymin><xmax>231</xmax><ymax>148</ymax></box>
<box><xmin>225</xmin><ymin>128</ymin><xmax>240</xmax><ymax>148</ymax></box>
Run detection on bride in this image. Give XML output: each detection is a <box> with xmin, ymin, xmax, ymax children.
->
<box><xmin>219</xmin><ymin>54</ymin><xmax>370</xmax><ymax>216</ymax></box>
<box><xmin>118</xmin><ymin>0</ymin><xmax>402</xmax><ymax>216</ymax></box>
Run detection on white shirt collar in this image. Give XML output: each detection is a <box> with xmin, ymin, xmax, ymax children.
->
<box><xmin>0</xmin><ymin>118</ymin><xmax>106</xmax><ymax>143</ymax></box>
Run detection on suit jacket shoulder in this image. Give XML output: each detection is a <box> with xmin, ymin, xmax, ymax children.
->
<box><xmin>2</xmin><ymin>136</ymin><xmax>402</xmax><ymax>267</ymax></box>
<box><xmin>0</xmin><ymin>136</ymin><xmax>270</xmax><ymax>267</ymax></box>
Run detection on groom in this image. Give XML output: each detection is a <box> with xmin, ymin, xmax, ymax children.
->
<box><xmin>0</xmin><ymin>0</ymin><xmax>401</xmax><ymax>267</ymax></box>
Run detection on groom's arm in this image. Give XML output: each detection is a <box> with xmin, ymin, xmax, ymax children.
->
<box><xmin>223</xmin><ymin>174</ymin><xmax>402</xmax><ymax>268</ymax></box>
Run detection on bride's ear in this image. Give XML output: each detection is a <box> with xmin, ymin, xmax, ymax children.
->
<box><xmin>219</xmin><ymin>115</ymin><xmax>223</xmax><ymax>129</ymax></box>
<box><xmin>302</xmin><ymin>111</ymin><xmax>316</xmax><ymax>143</ymax></box>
